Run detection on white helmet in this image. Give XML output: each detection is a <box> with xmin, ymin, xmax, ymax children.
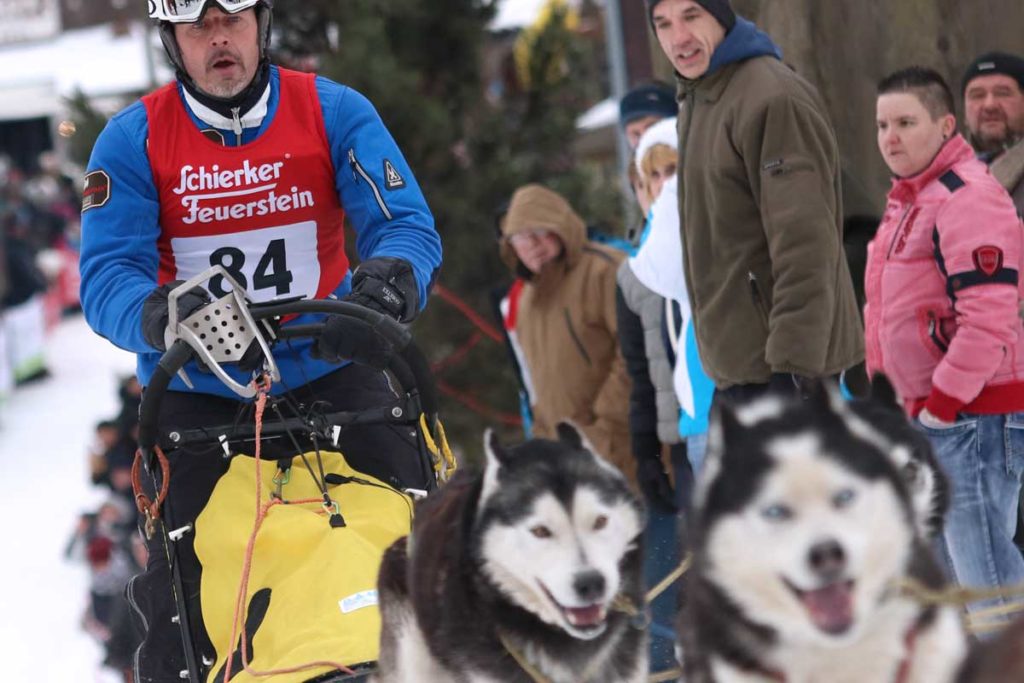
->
<box><xmin>150</xmin><ymin>0</ymin><xmax>273</xmax><ymax>79</ymax></box>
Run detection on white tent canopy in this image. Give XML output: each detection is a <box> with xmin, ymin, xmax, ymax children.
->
<box><xmin>0</xmin><ymin>22</ymin><xmax>172</xmax><ymax>122</ymax></box>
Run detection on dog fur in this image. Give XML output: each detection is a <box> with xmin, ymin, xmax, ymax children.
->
<box><xmin>680</xmin><ymin>382</ymin><xmax>966</xmax><ymax>683</ymax></box>
<box><xmin>847</xmin><ymin>375</ymin><xmax>950</xmax><ymax>538</ymax></box>
<box><xmin>376</xmin><ymin>423</ymin><xmax>648</xmax><ymax>682</ymax></box>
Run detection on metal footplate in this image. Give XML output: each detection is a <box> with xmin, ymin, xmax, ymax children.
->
<box><xmin>164</xmin><ymin>266</ymin><xmax>281</xmax><ymax>398</ymax></box>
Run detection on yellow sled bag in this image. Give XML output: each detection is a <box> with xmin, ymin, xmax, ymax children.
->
<box><xmin>195</xmin><ymin>450</ymin><xmax>412</xmax><ymax>683</ymax></box>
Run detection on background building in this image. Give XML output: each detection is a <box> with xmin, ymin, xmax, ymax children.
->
<box><xmin>0</xmin><ymin>0</ymin><xmax>171</xmax><ymax>172</ymax></box>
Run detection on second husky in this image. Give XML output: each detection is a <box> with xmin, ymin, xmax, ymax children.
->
<box><xmin>681</xmin><ymin>382</ymin><xmax>966</xmax><ymax>683</ymax></box>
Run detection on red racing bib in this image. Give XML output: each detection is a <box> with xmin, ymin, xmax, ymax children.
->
<box><xmin>143</xmin><ymin>68</ymin><xmax>347</xmax><ymax>302</ymax></box>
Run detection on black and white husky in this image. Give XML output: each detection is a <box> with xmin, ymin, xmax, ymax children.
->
<box><xmin>376</xmin><ymin>423</ymin><xmax>648</xmax><ymax>682</ymax></box>
<box><xmin>681</xmin><ymin>382</ymin><xmax>966</xmax><ymax>683</ymax></box>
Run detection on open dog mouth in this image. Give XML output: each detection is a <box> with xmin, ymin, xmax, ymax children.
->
<box><xmin>537</xmin><ymin>581</ymin><xmax>608</xmax><ymax>634</ymax></box>
<box><xmin>784</xmin><ymin>578</ymin><xmax>856</xmax><ymax>635</ymax></box>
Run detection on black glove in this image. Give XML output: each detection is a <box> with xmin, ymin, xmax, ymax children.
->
<box><xmin>235</xmin><ymin>317</ymin><xmax>282</xmax><ymax>373</ymax></box>
<box><xmin>310</xmin><ymin>314</ymin><xmax>396</xmax><ymax>369</ymax></box>
<box><xmin>141</xmin><ymin>281</ymin><xmax>211</xmax><ymax>351</ymax></box>
<box><xmin>636</xmin><ymin>455</ymin><xmax>677</xmax><ymax>514</ymax></box>
<box><xmin>344</xmin><ymin>257</ymin><xmax>419</xmax><ymax>323</ymax></box>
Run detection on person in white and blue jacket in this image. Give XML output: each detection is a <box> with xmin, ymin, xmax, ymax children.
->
<box><xmin>78</xmin><ymin>1</ymin><xmax>441</xmax><ymax>679</ymax></box>
<box><xmin>616</xmin><ymin>117</ymin><xmax>713</xmax><ymax>675</ymax></box>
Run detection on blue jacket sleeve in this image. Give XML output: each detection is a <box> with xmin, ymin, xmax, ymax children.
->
<box><xmin>317</xmin><ymin>78</ymin><xmax>442</xmax><ymax>308</ymax></box>
<box><xmin>78</xmin><ymin>104</ymin><xmax>162</xmax><ymax>353</ymax></box>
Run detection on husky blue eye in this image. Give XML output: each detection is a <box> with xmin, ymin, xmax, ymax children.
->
<box><xmin>833</xmin><ymin>488</ymin><xmax>857</xmax><ymax>508</ymax></box>
<box><xmin>761</xmin><ymin>504</ymin><xmax>792</xmax><ymax>521</ymax></box>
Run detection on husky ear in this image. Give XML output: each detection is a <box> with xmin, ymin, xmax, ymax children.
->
<box><xmin>555</xmin><ymin>421</ymin><xmax>585</xmax><ymax>450</ymax></box>
<box><xmin>694</xmin><ymin>399</ymin><xmax>739</xmax><ymax>510</ymax></box>
<box><xmin>806</xmin><ymin>377</ymin><xmax>848</xmax><ymax>418</ymax></box>
<box><xmin>869</xmin><ymin>373</ymin><xmax>900</xmax><ymax>409</ymax></box>
<box><xmin>705</xmin><ymin>398</ymin><xmax>745</xmax><ymax>468</ymax></box>
<box><xmin>483</xmin><ymin>428</ymin><xmax>508</xmax><ymax>468</ymax></box>
<box><xmin>713</xmin><ymin>399</ymin><xmax>743</xmax><ymax>445</ymax></box>
<box><xmin>805</xmin><ymin>377</ymin><xmax>832</xmax><ymax>409</ymax></box>
<box><xmin>481</xmin><ymin>428</ymin><xmax>507</xmax><ymax>502</ymax></box>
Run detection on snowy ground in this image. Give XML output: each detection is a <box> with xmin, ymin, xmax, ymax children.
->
<box><xmin>0</xmin><ymin>315</ymin><xmax>136</xmax><ymax>682</ymax></box>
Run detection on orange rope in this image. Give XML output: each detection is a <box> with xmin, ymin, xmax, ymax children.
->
<box><xmin>223</xmin><ymin>376</ymin><xmax>355</xmax><ymax>682</ymax></box>
<box><xmin>131</xmin><ymin>445</ymin><xmax>170</xmax><ymax>534</ymax></box>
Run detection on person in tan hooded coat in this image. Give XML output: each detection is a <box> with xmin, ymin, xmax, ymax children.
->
<box><xmin>499</xmin><ymin>184</ymin><xmax>634</xmax><ymax>484</ymax></box>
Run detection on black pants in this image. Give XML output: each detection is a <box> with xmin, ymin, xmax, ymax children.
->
<box><xmin>128</xmin><ymin>364</ymin><xmax>426</xmax><ymax>682</ymax></box>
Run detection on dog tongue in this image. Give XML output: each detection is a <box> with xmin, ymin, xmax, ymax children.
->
<box><xmin>801</xmin><ymin>583</ymin><xmax>853</xmax><ymax>635</ymax></box>
<box><xmin>565</xmin><ymin>605</ymin><xmax>604</xmax><ymax>628</ymax></box>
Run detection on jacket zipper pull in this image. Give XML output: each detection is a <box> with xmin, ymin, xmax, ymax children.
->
<box><xmin>230</xmin><ymin>107</ymin><xmax>242</xmax><ymax>145</ymax></box>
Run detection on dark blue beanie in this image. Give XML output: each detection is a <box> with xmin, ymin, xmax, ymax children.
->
<box><xmin>619</xmin><ymin>83</ymin><xmax>678</xmax><ymax>127</ymax></box>
<box><xmin>646</xmin><ymin>0</ymin><xmax>736</xmax><ymax>32</ymax></box>
<box><xmin>962</xmin><ymin>51</ymin><xmax>1024</xmax><ymax>94</ymax></box>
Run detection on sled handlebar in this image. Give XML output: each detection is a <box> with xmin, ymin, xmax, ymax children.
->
<box><xmin>138</xmin><ymin>299</ymin><xmax>438</xmax><ymax>451</ymax></box>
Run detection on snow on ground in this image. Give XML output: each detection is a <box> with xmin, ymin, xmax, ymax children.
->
<box><xmin>0</xmin><ymin>315</ymin><xmax>136</xmax><ymax>682</ymax></box>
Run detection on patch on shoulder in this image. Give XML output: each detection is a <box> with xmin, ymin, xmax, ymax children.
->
<box><xmin>938</xmin><ymin>170</ymin><xmax>965</xmax><ymax>193</ymax></box>
<box><xmin>81</xmin><ymin>170</ymin><xmax>111</xmax><ymax>212</ymax></box>
<box><xmin>383</xmin><ymin>159</ymin><xmax>405</xmax><ymax>190</ymax></box>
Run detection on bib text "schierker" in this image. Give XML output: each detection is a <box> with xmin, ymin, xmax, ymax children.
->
<box><xmin>173</xmin><ymin>161</ymin><xmax>315</xmax><ymax>225</ymax></box>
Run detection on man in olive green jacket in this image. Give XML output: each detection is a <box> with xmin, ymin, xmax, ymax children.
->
<box><xmin>649</xmin><ymin>0</ymin><xmax>864</xmax><ymax>399</ymax></box>
<box><xmin>499</xmin><ymin>184</ymin><xmax>635</xmax><ymax>484</ymax></box>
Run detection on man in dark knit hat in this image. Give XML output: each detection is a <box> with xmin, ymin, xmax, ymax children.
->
<box><xmin>619</xmin><ymin>82</ymin><xmax>678</xmax><ymax>149</ymax></box>
<box><xmin>962</xmin><ymin>51</ymin><xmax>1024</xmax><ymax>211</ymax></box>
<box><xmin>646</xmin><ymin>0</ymin><xmax>865</xmax><ymax>403</ymax></box>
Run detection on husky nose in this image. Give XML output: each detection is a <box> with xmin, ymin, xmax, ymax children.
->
<box><xmin>573</xmin><ymin>570</ymin><xmax>606</xmax><ymax>602</ymax></box>
<box><xmin>808</xmin><ymin>540</ymin><xmax>846</xmax><ymax>578</ymax></box>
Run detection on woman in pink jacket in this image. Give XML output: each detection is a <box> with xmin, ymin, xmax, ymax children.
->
<box><xmin>866</xmin><ymin>66</ymin><xmax>1024</xmax><ymax>622</ymax></box>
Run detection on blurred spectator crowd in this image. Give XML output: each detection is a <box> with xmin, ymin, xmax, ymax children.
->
<box><xmin>64</xmin><ymin>374</ymin><xmax>144</xmax><ymax>682</ymax></box>
<box><xmin>0</xmin><ymin>152</ymin><xmax>83</xmax><ymax>416</ymax></box>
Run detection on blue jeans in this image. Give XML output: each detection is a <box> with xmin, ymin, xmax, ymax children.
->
<box><xmin>920</xmin><ymin>412</ymin><xmax>1024</xmax><ymax>624</ymax></box>
<box><xmin>644</xmin><ymin>440</ymin><xmax>699</xmax><ymax>677</ymax></box>
<box><xmin>685</xmin><ymin>432</ymin><xmax>707</xmax><ymax>476</ymax></box>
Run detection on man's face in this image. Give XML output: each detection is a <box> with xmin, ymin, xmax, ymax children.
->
<box><xmin>964</xmin><ymin>74</ymin><xmax>1024</xmax><ymax>154</ymax></box>
<box><xmin>174</xmin><ymin>7</ymin><xmax>260</xmax><ymax>98</ymax></box>
<box><xmin>625</xmin><ymin>115</ymin><xmax>663</xmax><ymax>149</ymax></box>
<box><xmin>876</xmin><ymin>93</ymin><xmax>955</xmax><ymax>178</ymax></box>
<box><xmin>509</xmin><ymin>229</ymin><xmax>564</xmax><ymax>275</ymax></box>
<box><xmin>652</xmin><ymin>0</ymin><xmax>726</xmax><ymax>81</ymax></box>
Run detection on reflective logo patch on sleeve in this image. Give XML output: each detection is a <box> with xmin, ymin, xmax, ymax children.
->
<box><xmin>81</xmin><ymin>170</ymin><xmax>111</xmax><ymax>212</ymax></box>
<box><xmin>383</xmin><ymin>159</ymin><xmax>405</xmax><ymax>190</ymax></box>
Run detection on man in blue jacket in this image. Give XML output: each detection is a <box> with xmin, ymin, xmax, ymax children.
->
<box><xmin>79</xmin><ymin>1</ymin><xmax>441</xmax><ymax>679</ymax></box>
